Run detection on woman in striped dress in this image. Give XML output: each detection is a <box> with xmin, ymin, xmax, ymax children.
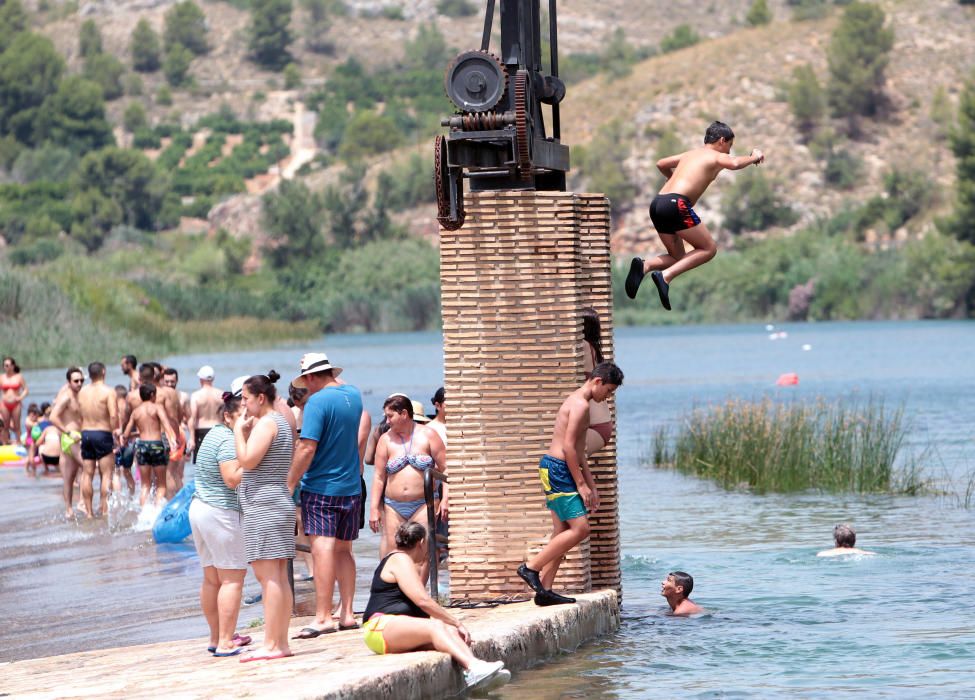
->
<box><xmin>233</xmin><ymin>371</ymin><xmax>295</xmax><ymax>662</ymax></box>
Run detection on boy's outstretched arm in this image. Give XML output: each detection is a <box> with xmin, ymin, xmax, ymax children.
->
<box><xmin>717</xmin><ymin>149</ymin><xmax>764</xmax><ymax>171</ymax></box>
<box><xmin>656</xmin><ymin>152</ymin><xmax>685</xmax><ymax>179</ymax></box>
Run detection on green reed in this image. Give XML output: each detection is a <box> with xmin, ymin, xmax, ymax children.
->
<box><xmin>652</xmin><ymin>398</ymin><xmax>926</xmax><ymax>494</ymax></box>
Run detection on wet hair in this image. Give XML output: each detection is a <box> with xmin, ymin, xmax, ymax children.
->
<box><xmin>669</xmin><ymin>571</ymin><xmax>694</xmax><ymax>598</ymax></box>
<box><xmin>139</xmin><ymin>365</ymin><xmax>155</xmax><ymax>385</ymax></box>
<box><xmin>582</xmin><ymin>307</ymin><xmax>604</xmax><ymax>364</ymax></box>
<box><xmin>221</xmin><ymin>391</ymin><xmax>242</xmax><ymax>417</ymax></box>
<box><xmin>114</xmin><ymin>384</ymin><xmax>128</xmax><ymax>397</ymax></box>
<box><xmin>704</xmin><ymin>121</ymin><xmax>734</xmax><ymax>144</ymax></box>
<box><xmin>139</xmin><ymin>384</ymin><xmax>157</xmax><ymax>401</ymax></box>
<box><xmin>833</xmin><ymin>523</ymin><xmax>856</xmax><ymax>548</ymax></box>
<box><xmin>3</xmin><ymin>356</ymin><xmax>20</xmax><ymax>373</ymax></box>
<box><xmin>288</xmin><ymin>383</ymin><xmax>309</xmax><ymax>406</ymax></box>
<box><xmin>243</xmin><ymin>370</ymin><xmax>280</xmax><ymax>403</ymax></box>
<box><xmin>26</xmin><ymin>403</ymin><xmax>40</xmax><ymax>416</ymax></box>
<box><xmin>384</xmin><ymin>394</ymin><xmax>414</xmax><ymax>418</ymax></box>
<box><xmin>394</xmin><ymin>522</ymin><xmax>427</xmax><ymax>550</ymax></box>
<box><xmin>591</xmin><ymin>361</ymin><xmax>624</xmax><ymax>387</ymax></box>
<box><xmin>122</xmin><ymin>354</ymin><xmax>137</xmax><ymax>369</ymax></box>
<box><xmin>163</xmin><ymin>367</ymin><xmax>178</xmax><ymax>380</ymax></box>
<box><xmin>431</xmin><ymin>387</ymin><xmax>445</xmax><ymax>406</ymax></box>
<box><xmin>88</xmin><ymin>361</ymin><xmax>106</xmax><ymax>379</ymax></box>
<box><xmin>66</xmin><ymin>366</ymin><xmax>82</xmax><ymax>382</ymax></box>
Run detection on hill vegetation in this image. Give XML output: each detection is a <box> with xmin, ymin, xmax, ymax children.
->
<box><xmin>1</xmin><ymin>0</ymin><xmax>974</xmax><ymax>367</ymax></box>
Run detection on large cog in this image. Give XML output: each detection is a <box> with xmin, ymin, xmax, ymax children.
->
<box><xmin>444</xmin><ymin>50</ymin><xmax>508</xmax><ymax>114</ymax></box>
<box><xmin>514</xmin><ymin>70</ymin><xmax>533</xmax><ymax>181</ymax></box>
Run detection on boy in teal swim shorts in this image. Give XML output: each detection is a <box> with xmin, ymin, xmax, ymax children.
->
<box><xmin>517</xmin><ymin>362</ymin><xmax>624</xmax><ymax>606</ymax></box>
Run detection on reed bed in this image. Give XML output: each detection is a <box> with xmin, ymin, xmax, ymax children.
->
<box><xmin>652</xmin><ymin>398</ymin><xmax>926</xmax><ymax>494</ymax></box>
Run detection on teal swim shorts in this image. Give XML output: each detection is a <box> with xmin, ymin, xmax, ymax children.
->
<box><xmin>538</xmin><ymin>454</ymin><xmax>587</xmax><ymax>522</ymax></box>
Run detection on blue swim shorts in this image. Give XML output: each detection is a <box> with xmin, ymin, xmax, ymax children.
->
<box><xmin>538</xmin><ymin>454</ymin><xmax>587</xmax><ymax>522</ymax></box>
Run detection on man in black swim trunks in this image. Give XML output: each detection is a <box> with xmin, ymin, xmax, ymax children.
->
<box><xmin>625</xmin><ymin>121</ymin><xmax>765</xmax><ymax>310</ymax></box>
<box><xmin>78</xmin><ymin>362</ymin><xmax>120</xmax><ymax>517</ymax></box>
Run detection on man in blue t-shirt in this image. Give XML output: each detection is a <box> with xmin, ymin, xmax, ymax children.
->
<box><xmin>287</xmin><ymin>352</ymin><xmax>363</xmax><ymax>636</ymax></box>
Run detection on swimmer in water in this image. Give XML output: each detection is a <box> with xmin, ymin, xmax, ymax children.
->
<box><xmin>817</xmin><ymin>523</ymin><xmax>875</xmax><ymax>557</ymax></box>
<box><xmin>661</xmin><ymin>571</ymin><xmax>703</xmax><ymax>616</ymax></box>
<box><xmin>625</xmin><ymin>121</ymin><xmax>765</xmax><ymax>310</ymax></box>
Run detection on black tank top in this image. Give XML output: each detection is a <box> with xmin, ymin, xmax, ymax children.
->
<box><xmin>363</xmin><ymin>552</ymin><xmax>429</xmax><ymax>622</ymax></box>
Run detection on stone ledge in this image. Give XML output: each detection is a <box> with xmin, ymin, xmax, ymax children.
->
<box><xmin>1</xmin><ymin>591</ymin><xmax>619</xmax><ymax>700</ymax></box>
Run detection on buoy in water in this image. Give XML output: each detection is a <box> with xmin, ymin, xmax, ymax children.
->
<box><xmin>776</xmin><ymin>372</ymin><xmax>799</xmax><ymax>386</ymax></box>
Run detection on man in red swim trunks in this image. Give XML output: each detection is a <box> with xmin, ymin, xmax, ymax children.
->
<box><xmin>625</xmin><ymin>121</ymin><xmax>765</xmax><ymax>310</ymax></box>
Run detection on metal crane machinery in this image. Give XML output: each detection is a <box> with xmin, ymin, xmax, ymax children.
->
<box><xmin>435</xmin><ymin>0</ymin><xmax>569</xmax><ymax>230</ymax></box>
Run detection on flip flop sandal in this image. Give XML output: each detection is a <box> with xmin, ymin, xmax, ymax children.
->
<box><xmin>338</xmin><ymin>622</ymin><xmax>359</xmax><ymax>631</ymax></box>
<box><xmin>212</xmin><ymin>647</ymin><xmax>245</xmax><ymax>657</ymax></box>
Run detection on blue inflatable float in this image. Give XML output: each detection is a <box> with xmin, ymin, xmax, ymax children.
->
<box><xmin>153</xmin><ymin>480</ymin><xmax>195</xmax><ymax>543</ymax></box>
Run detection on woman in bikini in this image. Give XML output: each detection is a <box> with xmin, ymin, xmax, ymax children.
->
<box><xmin>369</xmin><ymin>394</ymin><xmax>446</xmax><ymax>582</ymax></box>
<box><xmin>1</xmin><ymin>357</ymin><xmax>28</xmax><ymax>446</ymax></box>
<box><xmin>583</xmin><ymin>308</ymin><xmax>614</xmax><ymax>456</ymax></box>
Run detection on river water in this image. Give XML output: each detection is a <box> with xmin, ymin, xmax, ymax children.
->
<box><xmin>2</xmin><ymin>321</ymin><xmax>974</xmax><ymax>697</ymax></box>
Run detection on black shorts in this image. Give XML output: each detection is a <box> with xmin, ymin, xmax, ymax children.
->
<box><xmin>193</xmin><ymin>427</ymin><xmax>211</xmax><ymax>463</ymax></box>
<box><xmin>41</xmin><ymin>454</ymin><xmax>60</xmax><ymax>467</ymax></box>
<box><xmin>116</xmin><ymin>442</ymin><xmax>135</xmax><ymax>469</ymax></box>
<box><xmin>81</xmin><ymin>430</ymin><xmax>115</xmax><ymax>461</ymax></box>
<box><xmin>649</xmin><ymin>193</ymin><xmax>702</xmax><ymax>234</ymax></box>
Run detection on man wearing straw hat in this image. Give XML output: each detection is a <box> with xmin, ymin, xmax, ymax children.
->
<box><xmin>287</xmin><ymin>353</ymin><xmax>364</xmax><ymax>637</ymax></box>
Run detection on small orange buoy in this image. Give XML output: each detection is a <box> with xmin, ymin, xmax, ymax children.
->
<box><xmin>776</xmin><ymin>372</ymin><xmax>799</xmax><ymax>386</ymax></box>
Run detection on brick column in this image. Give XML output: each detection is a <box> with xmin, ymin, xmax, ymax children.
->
<box><xmin>440</xmin><ymin>191</ymin><xmax>618</xmax><ymax>602</ymax></box>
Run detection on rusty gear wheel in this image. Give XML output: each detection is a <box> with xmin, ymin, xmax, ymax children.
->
<box><xmin>444</xmin><ymin>50</ymin><xmax>508</xmax><ymax>113</ymax></box>
<box><xmin>434</xmin><ymin>135</ymin><xmax>464</xmax><ymax>231</ymax></box>
<box><xmin>514</xmin><ymin>70</ymin><xmax>533</xmax><ymax>181</ymax></box>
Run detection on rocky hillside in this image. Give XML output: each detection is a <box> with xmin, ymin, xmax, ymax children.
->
<box><xmin>21</xmin><ymin>0</ymin><xmax>975</xmax><ymax>257</ymax></box>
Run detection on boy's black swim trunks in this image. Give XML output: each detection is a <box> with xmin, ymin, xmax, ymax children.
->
<box><xmin>649</xmin><ymin>193</ymin><xmax>701</xmax><ymax>234</ymax></box>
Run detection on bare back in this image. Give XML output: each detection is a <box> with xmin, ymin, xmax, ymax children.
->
<box><xmin>132</xmin><ymin>403</ymin><xmax>166</xmax><ymax>441</ymax></box>
<box><xmin>191</xmin><ymin>385</ymin><xmax>224</xmax><ymax>429</ymax></box>
<box><xmin>78</xmin><ymin>382</ymin><xmax>117</xmax><ymax>431</ymax></box>
<box><xmin>156</xmin><ymin>386</ymin><xmax>182</xmax><ymax>430</ymax></box>
<box><xmin>659</xmin><ymin>147</ymin><xmax>726</xmax><ymax>205</ymax></box>
<box><xmin>547</xmin><ymin>389</ymin><xmax>589</xmax><ymax>462</ymax></box>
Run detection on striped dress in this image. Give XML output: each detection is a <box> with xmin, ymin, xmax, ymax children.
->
<box><xmin>239</xmin><ymin>412</ymin><xmax>296</xmax><ymax>563</ymax></box>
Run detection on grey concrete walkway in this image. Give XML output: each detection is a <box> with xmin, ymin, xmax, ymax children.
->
<box><xmin>1</xmin><ymin>591</ymin><xmax>619</xmax><ymax>700</ymax></box>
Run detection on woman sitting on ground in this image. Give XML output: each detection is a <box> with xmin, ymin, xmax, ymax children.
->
<box><xmin>582</xmin><ymin>307</ymin><xmax>614</xmax><ymax>456</ymax></box>
<box><xmin>188</xmin><ymin>391</ymin><xmax>252</xmax><ymax>657</ymax></box>
<box><xmin>234</xmin><ymin>371</ymin><xmax>295</xmax><ymax>663</ymax></box>
<box><xmin>369</xmin><ymin>394</ymin><xmax>446</xmax><ymax>579</ymax></box>
<box><xmin>363</xmin><ymin>522</ymin><xmax>510</xmax><ymax>692</ymax></box>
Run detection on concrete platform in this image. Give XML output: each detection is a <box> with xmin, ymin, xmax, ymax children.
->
<box><xmin>1</xmin><ymin>591</ymin><xmax>619</xmax><ymax>700</ymax></box>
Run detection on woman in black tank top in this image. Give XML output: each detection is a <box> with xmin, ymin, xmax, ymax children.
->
<box><xmin>361</xmin><ymin>523</ymin><xmax>510</xmax><ymax>691</ymax></box>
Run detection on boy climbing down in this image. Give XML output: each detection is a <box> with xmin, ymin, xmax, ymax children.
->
<box><xmin>517</xmin><ymin>362</ymin><xmax>624</xmax><ymax>606</ymax></box>
<box><xmin>626</xmin><ymin>121</ymin><xmax>765</xmax><ymax>310</ymax></box>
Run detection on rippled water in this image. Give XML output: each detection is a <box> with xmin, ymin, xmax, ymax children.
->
<box><xmin>3</xmin><ymin>321</ymin><xmax>974</xmax><ymax>697</ymax></box>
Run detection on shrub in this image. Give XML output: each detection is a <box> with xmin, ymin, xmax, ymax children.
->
<box><xmin>788</xmin><ymin>64</ymin><xmax>824</xmax><ymax>136</ymax></box>
<box><xmin>83</xmin><ymin>53</ymin><xmax>126</xmax><ymax>100</ymax></box>
<box><xmin>381</xmin><ymin>5</ymin><xmax>404</xmax><ymax>20</ymax></box>
<box><xmin>746</xmin><ymin>0</ymin><xmax>773</xmax><ymax>26</ymax></box>
<box><xmin>123</xmin><ymin>101</ymin><xmax>148</xmax><ymax>133</ymax></box>
<box><xmin>377</xmin><ymin>153</ymin><xmax>434</xmax><ymax>211</ymax></box>
<box><xmin>36</xmin><ymin>76</ymin><xmax>115</xmax><ymax>154</ymax></box>
<box><xmin>131</xmin><ymin>18</ymin><xmax>162</xmax><ymax>72</ymax></box>
<box><xmin>722</xmin><ymin>170</ymin><xmax>799</xmax><ymax>233</ymax></box>
<box><xmin>300</xmin><ymin>0</ymin><xmax>334</xmax><ymax>54</ymax></box>
<box><xmin>156</xmin><ymin>84</ymin><xmax>173</xmax><ymax>105</ymax></box>
<box><xmin>0</xmin><ymin>0</ymin><xmax>28</xmax><ymax>54</ymax></box>
<box><xmin>163</xmin><ymin>44</ymin><xmax>194</xmax><ymax>86</ymax></box>
<box><xmin>10</xmin><ymin>144</ymin><xmax>77</xmax><ymax>183</ymax></box>
<box><xmin>880</xmin><ymin>168</ymin><xmax>930</xmax><ymax>230</ymax></box>
<box><xmin>603</xmin><ymin>28</ymin><xmax>638</xmax><ymax>80</ymax></box>
<box><xmin>132</xmin><ymin>127</ymin><xmax>161</xmax><ymax>149</ymax></box>
<box><xmin>789</xmin><ymin>0</ymin><xmax>830</xmax><ymax>20</ymax></box>
<box><xmin>164</xmin><ymin>0</ymin><xmax>209</xmax><ymax>55</ymax></box>
<box><xmin>0</xmin><ymin>32</ymin><xmax>65</xmax><ymax>146</ymax></box>
<box><xmin>652</xmin><ymin>398</ymin><xmax>921</xmax><ymax>494</ymax></box>
<box><xmin>659</xmin><ymin>24</ymin><xmax>699</xmax><ymax>54</ymax></box>
<box><xmin>337</xmin><ymin>111</ymin><xmax>402</xmax><ymax>161</ymax></box>
<box><xmin>125</xmin><ymin>73</ymin><xmax>144</xmax><ymax>96</ymax></box>
<box><xmin>827</xmin><ymin>1</ymin><xmax>894</xmax><ymax>119</ymax></box>
<box><xmin>283</xmin><ymin>62</ymin><xmax>301</xmax><ymax>89</ymax></box>
<box><xmin>436</xmin><ymin>0</ymin><xmax>475</xmax><ymax>17</ymax></box>
<box><xmin>78</xmin><ymin>18</ymin><xmax>103</xmax><ymax>58</ymax></box>
<box><xmin>9</xmin><ymin>237</ymin><xmax>63</xmax><ymax>265</ymax></box>
<box><xmin>823</xmin><ymin>148</ymin><xmax>862</xmax><ymax>189</ymax></box>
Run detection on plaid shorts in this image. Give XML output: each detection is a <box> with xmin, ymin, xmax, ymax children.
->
<box><xmin>301</xmin><ymin>491</ymin><xmax>361</xmax><ymax>541</ymax></box>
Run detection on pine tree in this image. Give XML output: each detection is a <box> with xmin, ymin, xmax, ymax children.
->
<box><xmin>79</xmin><ymin>19</ymin><xmax>103</xmax><ymax>58</ymax></box>
<box><xmin>826</xmin><ymin>2</ymin><xmax>894</xmax><ymax>119</ymax></box>
<box><xmin>131</xmin><ymin>19</ymin><xmax>162</xmax><ymax>72</ymax></box>
<box><xmin>164</xmin><ymin>1</ymin><xmax>208</xmax><ymax>56</ymax></box>
<box><xmin>248</xmin><ymin>0</ymin><xmax>294</xmax><ymax>70</ymax></box>
<box><xmin>789</xmin><ymin>64</ymin><xmax>825</xmax><ymax>136</ymax></box>
<box><xmin>0</xmin><ymin>0</ymin><xmax>29</xmax><ymax>54</ymax></box>
<box><xmin>949</xmin><ymin>72</ymin><xmax>975</xmax><ymax>243</ymax></box>
<box><xmin>746</xmin><ymin>0</ymin><xmax>773</xmax><ymax>26</ymax></box>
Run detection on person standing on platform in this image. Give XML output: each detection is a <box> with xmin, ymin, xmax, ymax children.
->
<box><xmin>287</xmin><ymin>353</ymin><xmax>363</xmax><ymax>638</ymax></box>
<box><xmin>517</xmin><ymin>362</ymin><xmax>624</xmax><ymax>606</ymax></box>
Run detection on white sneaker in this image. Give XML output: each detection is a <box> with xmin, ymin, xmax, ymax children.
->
<box><xmin>482</xmin><ymin>668</ymin><xmax>511</xmax><ymax>691</ymax></box>
<box><xmin>463</xmin><ymin>660</ymin><xmax>505</xmax><ymax>690</ymax></box>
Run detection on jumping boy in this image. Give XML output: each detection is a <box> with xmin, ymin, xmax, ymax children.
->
<box><xmin>516</xmin><ymin>361</ymin><xmax>624</xmax><ymax>606</ymax></box>
<box><xmin>660</xmin><ymin>571</ymin><xmax>702</xmax><ymax>616</ymax></box>
<box><xmin>625</xmin><ymin>121</ymin><xmax>765</xmax><ymax>310</ymax></box>
<box><xmin>121</xmin><ymin>384</ymin><xmax>176</xmax><ymax>506</ymax></box>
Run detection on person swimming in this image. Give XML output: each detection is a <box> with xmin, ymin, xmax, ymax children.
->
<box><xmin>661</xmin><ymin>571</ymin><xmax>703</xmax><ymax>616</ymax></box>
<box><xmin>817</xmin><ymin>523</ymin><xmax>875</xmax><ymax>557</ymax></box>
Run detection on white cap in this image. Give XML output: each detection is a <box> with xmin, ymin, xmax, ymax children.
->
<box><xmin>230</xmin><ymin>375</ymin><xmax>249</xmax><ymax>397</ymax></box>
<box><xmin>291</xmin><ymin>352</ymin><xmax>343</xmax><ymax>389</ymax></box>
<box><xmin>197</xmin><ymin>365</ymin><xmax>215</xmax><ymax>381</ymax></box>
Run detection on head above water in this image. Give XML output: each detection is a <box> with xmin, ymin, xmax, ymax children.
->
<box><xmin>704</xmin><ymin>120</ymin><xmax>734</xmax><ymax>146</ymax></box>
<box><xmin>668</xmin><ymin>571</ymin><xmax>694</xmax><ymax>599</ymax></box>
<box><xmin>833</xmin><ymin>523</ymin><xmax>856</xmax><ymax>548</ymax></box>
